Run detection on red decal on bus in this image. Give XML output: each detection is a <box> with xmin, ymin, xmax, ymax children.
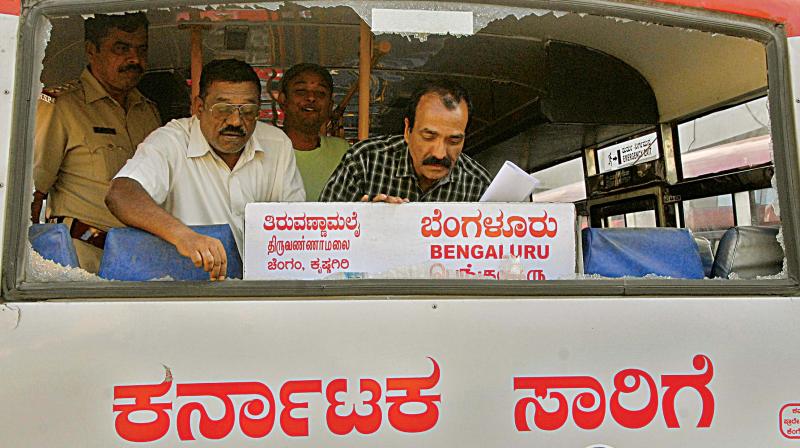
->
<box><xmin>654</xmin><ymin>0</ymin><xmax>800</xmax><ymax>36</ymax></box>
<box><xmin>0</xmin><ymin>0</ymin><xmax>20</xmax><ymax>16</ymax></box>
<box><xmin>113</xmin><ymin>359</ymin><xmax>441</xmax><ymax>442</ymax></box>
<box><xmin>514</xmin><ymin>354</ymin><xmax>715</xmax><ymax>431</ymax></box>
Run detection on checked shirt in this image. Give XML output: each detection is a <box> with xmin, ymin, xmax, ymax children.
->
<box><xmin>319</xmin><ymin>134</ymin><xmax>491</xmax><ymax>202</ymax></box>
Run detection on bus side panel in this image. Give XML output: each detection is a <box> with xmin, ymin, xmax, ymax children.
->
<box><xmin>0</xmin><ymin>299</ymin><xmax>798</xmax><ymax>447</ymax></box>
<box><xmin>791</xmin><ymin>37</ymin><xmax>800</xmax><ymax>173</ymax></box>
<box><xmin>0</xmin><ymin>11</ymin><xmax>19</xmax><ymax>278</ymax></box>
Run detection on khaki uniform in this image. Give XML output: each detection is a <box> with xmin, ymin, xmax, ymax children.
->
<box><xmin>34</xmin><ymin>68</ymin><xmax>161</xmax><ymax>272</ymax></box>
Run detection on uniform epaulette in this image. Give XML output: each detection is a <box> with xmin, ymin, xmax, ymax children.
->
<box><xmin>39</xmin><ymin>79</ymin><xmax>80</xmax><ymax>104</ymax></box>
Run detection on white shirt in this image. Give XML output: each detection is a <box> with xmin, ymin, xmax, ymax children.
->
<box><xmin>116</xmin><ymin>117</ymin><xmax>305</xmax><ymax>253</ymax></box>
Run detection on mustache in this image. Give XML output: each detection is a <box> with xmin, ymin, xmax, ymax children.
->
<box><xmin>118</xmin><ymin>64</ymin><xmax>143</xmax><ymax>74</ymax></box>
<box><xmin>422</xmin><ymin>156</ymin><xmax>452</xmax><ymax>168</ymax></box>
<box><xmin>219</xmin><ymin>125</ymin><xmax>246</xmax><ymax>136</ymax></box>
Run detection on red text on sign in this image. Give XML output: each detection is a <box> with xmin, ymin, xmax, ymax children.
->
<box><xmin>113</xmin><ymin>358</ymin><xmax>440</xmax><ymax>443</ymax></box>
<box><xmin>514</xmin><ymin>354</ymin><xmax>714</xmax><ymax>431</ymax></box>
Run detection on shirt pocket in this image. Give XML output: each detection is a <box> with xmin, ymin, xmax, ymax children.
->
<box><xmin>89</xmin><ymin>134</ymin><xmax>133</xmax><ymax>181</ymax></box>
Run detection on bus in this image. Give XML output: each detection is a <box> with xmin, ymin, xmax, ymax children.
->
<box><xmin>1</xmin><ymin>0</ymin><xmax>800</xmax><ymax>446</ymax></box>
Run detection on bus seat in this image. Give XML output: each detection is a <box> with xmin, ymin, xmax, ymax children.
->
<box><xmin>28</xmin><ymin>223</ymin><xmax>79</xmax><ymax>268</ymax></box>
<box><xmin>98</xmin><ymin>224</ymin><xmax>242</xmax><ymax>281</ymax></box>
<box><xmin>710</xmin><ymin>226</ymin><xmax>782</xmax><ymax>279</ymax></box>
<box><xmin>582</xmin><ymin>227</ymin><xmax>704</xmax><ymax>279</ymax></box>
<box><xmin>694</xmin><ymin>235</ymin><xmax>714</xmax><ymax>278</ymax></box>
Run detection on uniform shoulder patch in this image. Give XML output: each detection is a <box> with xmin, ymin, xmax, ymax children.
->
<box><xmin>40</xmin><ymin>79</ymin><xmax>81</xmax><ymax>104</ymax></box>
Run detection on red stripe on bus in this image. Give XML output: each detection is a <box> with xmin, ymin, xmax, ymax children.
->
<box><xmin>0</xmin><ymin>0</ymin><xmax>19</xmax><ymax>16</ymax></box>
<box><xmin>653</xmin><ymin>0</ymin><xmax>800</xmax><ymax>36</ymax></box>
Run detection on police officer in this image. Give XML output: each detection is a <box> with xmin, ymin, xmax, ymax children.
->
<box><xmin>32</xmin><ymin>12</ymin><xmax>160</xmax><ymax>273</ymax></box>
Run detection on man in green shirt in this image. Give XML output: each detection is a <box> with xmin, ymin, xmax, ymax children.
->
<box><xmin>278</xmin><ymin>63</ymin><xmax>349</xmax><ymax>201</ymax></box>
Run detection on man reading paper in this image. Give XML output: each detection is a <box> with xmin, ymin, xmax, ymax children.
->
<box><xmin>319</xmin><ymin>79</ymin><xmax>491</xmax><ymax>203</ymax></box>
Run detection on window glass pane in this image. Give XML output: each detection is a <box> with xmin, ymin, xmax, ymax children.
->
<box><xmin>604</xmin><ymin>211</ymin><xmax>656</xmax><ymax>228</ymax></box>
<box><xmin>606</xmin><ymin>214</ymin><xmax>626</xmax><ymax>228</ymax></box>
<box><xmin>752</xmin><ymin>187</ymin><xmax>781</xmax><ymax>225</ymax></box>
<box><xmin>625</xmin><ymin>210</ymin><xmax>657</xmax><ymax>228</ymax></box>
<box><xmin>678</xmin><ymin>97</ymin><xmax>771</xmax><ymax>178</ymax></box>
<box><xmin>683</xmin><ymin>195</ymin><xmax>735</xmax><ymax>232</ymax></box>
<box><xmin>532</xmin><ymin>158</ymin><xmax>586</xmax><ymax>202</ymax></box>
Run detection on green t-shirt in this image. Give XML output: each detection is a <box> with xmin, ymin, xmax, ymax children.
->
<box><xmin>293</xmin><ymin>136</ymin><xmax>350</xmax><ymax>201</ymax></box>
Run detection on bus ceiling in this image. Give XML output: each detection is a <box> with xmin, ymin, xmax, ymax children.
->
<box><xmin>35</xmin><ymin>1</ymin><xmax>767</xmax><ymax>172</ymax></box>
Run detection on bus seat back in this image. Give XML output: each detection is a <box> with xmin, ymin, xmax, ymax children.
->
<box><xmin>694</xmin><ymin>235</ymin><xmax>714</xmax><ymax>278</ymax></box>
<box><xmin>582</xmin><ymin>227</ymin><xmax>705</xmax><ymax>279</ymax></box>
<box><xmin>711</xmin><ymin>226</ymin><xmax>783</xmax><ymax>279</ymax></box>
<box><xmin>98</xmin><ymin>224</ymin><xmax>242</xmax><ymax>280</ymax></box>
<box><xmin>28</xmin><ymin>223</ymin><xmax>79</xmax><ymax>268</ymax></box>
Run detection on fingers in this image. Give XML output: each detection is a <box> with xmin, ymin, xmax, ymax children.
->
<box><xmin>360</xmin><ymin>194</ymin><xmax>370</xmax><ymax>202</ymax></box>
<box><xmin>210</xmin><ymin>241</ymin><xmax>227</xmax><ymax>281</ymax></box>
<box><xmin>202</xmin><ymin>240</ymin><xmax>227</xmax><ymax>281</ymax></box>
<box><xmin>368</xmin><ymin>194</ymin><xmax>409</xmax><ymax>204</ymax></box>
<box><xmin>190</xmin><ymin>250</ymin><xmax>203</xmax><ymax>268</ymax></box>
<box><xmin>201</xmin><ymin>248</ymin><xmax>214</xmax><ymax>272</ymax></box>
<box><xmin>219</xmin><ymin>255</ymin><xmax>228</xmax><ymax>282</ymax></box>
<box><xmin>176</xmin><ymin>231</ymin><xmax>228</xmax><ymax>281</ymax></box>
<box><xmin>386</xmin><ymin>196</ymin><xmax>409</xmax><ymax>204</ymax></box>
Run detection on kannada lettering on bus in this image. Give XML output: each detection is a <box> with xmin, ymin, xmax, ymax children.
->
<box><xmin>113</xmin><ymin>358</ymin><xmax>441</xmax><ymax>443</ymax></box>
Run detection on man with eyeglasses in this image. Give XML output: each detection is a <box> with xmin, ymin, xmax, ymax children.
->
<box><xmin>106</xmin><ymin>59</ymin><xmax>305</xmax><ymax>281</ymax></box>
<box><xmin>32</xmin><ymin>13</ymin><xmax>161</xmax><ymax>273</ymax></box>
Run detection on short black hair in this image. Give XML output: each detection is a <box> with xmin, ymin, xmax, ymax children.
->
<box><xmin>404</xmin><ymin>79</ymin><xmax>472</xmax><ymax>131</ymax></box>
<box><xmin>280</xmin><ymin>63</ymin><xmax>333</xmax><ymax>94</ymax></box>
<box><xmin>84</xmin><ymin>13</ymin><xmax>149</xmax><ymax>48</ymax></box>
<box><xmin>199</xmin><ymin>59</ymin><xmax>262</xmax><ymax>100</ymax></box>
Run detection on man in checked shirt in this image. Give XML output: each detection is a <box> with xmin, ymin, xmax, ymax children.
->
<box><xmin>319</xmin><ymin>80</ymin><xmax>491</xmax><ymax>203</ymax></box>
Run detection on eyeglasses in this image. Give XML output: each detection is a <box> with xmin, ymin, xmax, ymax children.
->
<box><xmin>208</xmin><ymin>103</ymin><xmax>261</xmax><ymax>121</ymax></box>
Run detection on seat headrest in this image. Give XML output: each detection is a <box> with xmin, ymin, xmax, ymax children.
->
<box><xmin>710</xmin><ymin>226</ymin><xmax>782</xmax><ymax>279</ymax></box>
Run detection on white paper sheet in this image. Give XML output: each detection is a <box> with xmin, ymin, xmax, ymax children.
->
<box><xmin>479</xmin><ymin>160</ymin><xmax>539</xmax><ymax>202</ymax></box>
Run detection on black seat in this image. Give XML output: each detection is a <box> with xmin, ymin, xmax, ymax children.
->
<box><xmin>710</xmin><ymin>226</ymin><xmax>783</xmax><ymax>279</ymax></box>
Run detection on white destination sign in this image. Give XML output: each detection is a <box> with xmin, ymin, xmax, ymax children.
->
<box><xmin>244</xmin><ymin>202</ymin><xmax>576</xmax><ymax>280</ymax></box>
<box><xmin>598</xmin><ymin>132</ymin><xmax>660</xmax><ymax>173</ymax></box>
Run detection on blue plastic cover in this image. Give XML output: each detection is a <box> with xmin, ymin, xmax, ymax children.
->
<box><xmin>28</xmin><ymin>223</ymin><xmax>79</xmax><ymax>268</ymax></box>
<box><xmin>582</xmin><ymin>227</ymin><xmax>704</xmax><ymax>279</ymax></box>
<box><xmin>98</xmin><ymin>224</ymin><xmax>242</xmax><ymax>281</ymax></box>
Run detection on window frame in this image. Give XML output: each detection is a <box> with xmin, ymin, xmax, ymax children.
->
<box><xmin>4</xmin><ymin>0</ymin><xmax>799</xmax><ymax>300</ymax></box>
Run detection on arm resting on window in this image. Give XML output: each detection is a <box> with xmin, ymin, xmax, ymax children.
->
<box><xmin>105</xmin><ymin>177</ymin><xmax>228</xmax><ymax>281</ymax></box>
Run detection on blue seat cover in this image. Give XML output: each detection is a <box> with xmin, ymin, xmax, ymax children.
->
<box><xmin>98</xmin><ymin>224</ymin><xmax>242</xmax><ymax>280</ymax></box>
<box><xmin>28</xmin><ymin>223</ymin><xmax>79</xmax><ymax>268</ymax></box>
<box><xmin>582</xmin><ymin>227</ymin><xmax>704</xmax><ymax>279</ymax></box>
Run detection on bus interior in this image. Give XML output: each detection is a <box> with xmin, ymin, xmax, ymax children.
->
<box><xmin>15</xmin><ymin>0</ymin><xmax>794</xmax><ymax>290</ymax></box>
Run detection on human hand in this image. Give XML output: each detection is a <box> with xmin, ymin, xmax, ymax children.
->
<box><xmin>173</xmin><ymin>229</ymin><xmax>228</xmax><ymax>281</ymax></box>
<box><xmin>359</xmin><ymin>193</ymin><xmax>409</xmax><ymax>204</ymax></box>
<box><xmin>31</xmin><ymin>191</ymin><xmax>47</xmax><ymax>224</ymax></box>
